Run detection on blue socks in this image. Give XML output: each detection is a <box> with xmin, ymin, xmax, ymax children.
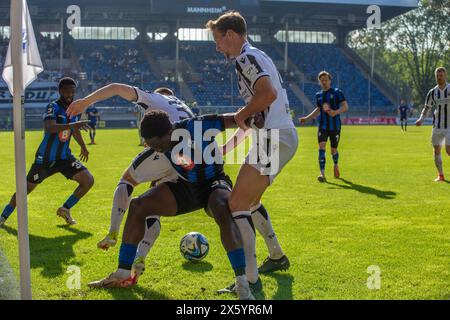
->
<box><xmin>319</xmin><ymin>149</ymin><xmax>326</xmax><ymax>171</ymax></box>
<box><xmin>1</xmin><ymin>204</ymin><xmax>15</xmax><ymax>220</ymax></box>
<box><xmin>227</xmin><ymin>248</ymin><xmax>246</xmax><ymax>277</ymax></box>
<box><xmin>63</xmin><ymin>194</ymin><xmax>79</xmax><ymax>210</ymax></box>
<box><xmin>118</xmin><ymin>243</ymin><xmax>137</xmax><ymax>270</ymax></box>
<box><xmin>332</xmin><ymin>152</ymin><xmax>339</xmax><ymax>165</ymax></box>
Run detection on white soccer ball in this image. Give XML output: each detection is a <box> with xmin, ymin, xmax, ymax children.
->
<box><xmin>180</xmin><ymin>232</ymin><xmax>209</xmax><ymax>262</ymax></box>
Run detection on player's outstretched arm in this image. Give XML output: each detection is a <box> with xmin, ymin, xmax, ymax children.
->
<box><xmin>299</xmin><ymin>107</ymin><xmax>320</xmax><ymax>124</ymax></box>
<box><xmin>416</xmin><ymin>105</ymin><xmax>430</xmax><ymax>126</ymax></box>
<box><xmin>234</xmin><ymin>77</ymin><xmax>277</xmax><ymax>130</ymax></box>
<box><xmin>67</xmin><ymin>83</ymin><xmax>138</xmax><ymax>117</ymax></box>
<box><xmin>44</xmin><ymin>119</ymin><xmax>90</xmax><ymax>133</ymax></box>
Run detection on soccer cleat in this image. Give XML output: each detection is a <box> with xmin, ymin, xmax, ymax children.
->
<box><xmin>258</xmin><ymin>255</ymin><xmax>290</xmax><ymax>274</ymax></box>
<box><xmin>56</xmin><ymin>207</ymin><xmax>77</xmax><ymax>225</ymax></box>
<box><xmin>131</xmin><ymin>256</ymin><xmax>146</xmax><ymax>283</ymax></box>
<box><xmin>235</xmin><ymin>276</ymin><xmax>256</xmax><ymax>300</ymax></box>
<box><xmin>217</xmin><ymin>277</ymin><xmax>262</xmax><ymax>296</ymax></box>
<box><xmin>317</xmin><ymin>174</ymin><xmax>327</xmax><ymax>183</ymax></box>
<box><xmin>0</xmin><ymin>216</ymin><xmax>5</xmax><ymax>227</ymax></box>
<box><xmin>88</xmin><ymin>270</ymin><xmax>137</xmax><ymax>289</ymax></box>
<box><xmin>434</xmin><ymin>175</ymin><xmax>445</xmax><ymax>182</ymax></box>
<box><xmin>334</xmin><ymin>165</ymin><xmax>340</xmax><ymax>179</ymax></box>
<box><xmin>97</xmin><ymin>232</ymin><xmax>118</xmax><ymax>250</ymax></box>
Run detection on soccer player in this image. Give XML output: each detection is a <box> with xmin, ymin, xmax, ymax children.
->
<box><xmin>85</xmin><ymin>105</ymin><xmax>100</xmax><ymax>144</ymax></box>
<box><xmin>0</xmin><ymin>77</ymin><xmax>94</xmax><ymax>227</ymax></box>
<box><xmin>416</xmin><ymin>67</ymin><xmax>450</xmax><ymax>182</ymax></box>
<box><xmin>299</xmin><ymin>71</ymin><xmax>349</xmax><ymax>182</ymax></box>
<box><xmin>88</xmin><ymin>110</ymin><xmax>257</xmax><ymax>300</ymax></box>
<box><xmin>207</xmin><ymin>11</ymin><xmax>298</xmax><ymax>293</ymax></box>
<box><xmin>398</xmin><ymin>100</ymin><xmax>410</xmax><ymax>131</ymax></box>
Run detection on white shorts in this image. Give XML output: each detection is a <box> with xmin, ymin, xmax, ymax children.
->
<box><xmin>127</xmin><ymin>148</ymin><xmax>178</xmax><ymax>184</ymax></box>
<box><xmin>431</xmin><ymin>129</ymin><xmax>450</xmax><ymax>146</ymax></box>
<box><xmin>245</xmin><ymin>128</ymin><xmax>298</xmax><ymax>185</ymax></box>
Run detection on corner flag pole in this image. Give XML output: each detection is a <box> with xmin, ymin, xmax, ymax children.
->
<box><xmin>10</xmin><ymin>0</ymin><xmax>32</xmax><ymax>300</ymax></box>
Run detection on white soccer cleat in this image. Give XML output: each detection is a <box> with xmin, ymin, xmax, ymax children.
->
<box><xmin>97</xmin><ymin>232</ymin><xmax>118</xmax><ymax>250</ymax></box>
<box><xmin>88</xmin><ymin>270</ymin><xmax>137</xmax><ymax>289</ymax></box>
<box><xmin>235</xmin><ymin>276</ymin><xmax>255</xmax><ymax>300</ymax></box>
<box><xmin>131</xmin><ymin>256</ymin><xmax>146</xmax><ymax>283</ymax></box>
<box><xmin>0</xmin><ymin>216</ymin><xmax>6</xmax><ymax>227</ymax></box>
<box><xmin>56</xmin><ymin>207</ymin><xmax>77</xmax><ymax>225</ymax></box>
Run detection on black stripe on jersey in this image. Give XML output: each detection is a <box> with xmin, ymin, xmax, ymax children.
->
<box><xmin>246</xmin><ymin>55</ymin><xmax>263</xmax><ymax>73</ymax></box>
<box><xmin>433</xmin><ymin>114</ymin><xmax>436</xmax><ymax>128</ymax></box>
<box><xmin>132</xmin><ymin>148</ymin><xmax>156</xmax><ymax>170</ymax></box>
<box><xmin>437</xmin><ymin>90</ymin><xmax>441</xmax><ymax>99</ymax></box>
<box><xmin>445</xmin><ymin>104</ymin><xmax>448</xmax><ymax>129</ymax></box>
<box><xmin>43</xmin><ymin>134</ymin><xmax>56</xmax><ymax>164</ymax></box>
<box><xmin>437</xmin><ymin>105</ymin><xmax>442</xmax><ymax>129</ymax></box>
<box><xmin>235</xmin><ymin>60</ymin><xmax>252</xmax><ymax>88</ymax></box>
<box><xmin>137</xmin><ymin>102</ymin><xmax>149</xmax><ymax>110</ymax></box>
<box><xmin>445</xmin><ymin>88</ymin><xmax>448</xmax><ymax>98</ymax></box>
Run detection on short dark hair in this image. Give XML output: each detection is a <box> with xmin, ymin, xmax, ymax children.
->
<box><xmin>206</xmin><ymin>11</ymin><xmax>247</xmax><ymax>36</ymax></box>
<box><xmin>58</xmin><ymin>77</ymin><xmax>76</xmax><ymax>90</ymax></box>
<box><xmin>140</xmin><ymin>110</ymin><xmax>172</xmax><ymax>139</ymax></box>
<box><xmin>154</xmin><ymin>87</ymin><xmax>174</xmax><ymax>96</ymax></box>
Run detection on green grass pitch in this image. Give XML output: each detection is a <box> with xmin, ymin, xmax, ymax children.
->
<box><xmin>0</xmin><ymin>125</ymin><xmax>449</xmax><ymax>300</ymax></box>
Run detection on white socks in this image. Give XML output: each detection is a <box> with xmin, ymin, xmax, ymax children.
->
<box><xmin>232</xmin><ymin>211</ymin><xmax>258</xmax><ymax>284</ymax></box>
<box><xmin>251</xmin><ymin>204</ymin><xmax>284</xmax><ymax>260</ymax></box>
<box><xmin>109</xmin><ymin>181</ymin><xmax>134</xmax><ymax>234</ymax></box>
<box><xmin>136</xmin><ymin>216</ymin><xmax>161</xmax><ymax>259</ymax></box>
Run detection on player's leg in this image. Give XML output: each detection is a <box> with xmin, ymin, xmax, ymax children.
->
<box><xmin>250</xmin><ymin>201</ymin><xmax>290</xmax><ymax>273</ymax></box>
<box><xmin>404</xmin><ymin>118</ymin><xmax>408</xmax><ymax>131</ymax></box>
<box><xmin>88</xmin><ymin>183</ymin><xmax>178</xmax><ymax>288</ymax></box>
<box><xmin>330</xmin><ymin>131</ymin><xmax>341</xmax><ymax>179</ymax></box>
<box><xmin>133</xmin><ymin>215</ymin><xmax>161</xmax><ymax>276</ymax></box>
<box><xmin>0</xmin><ymin>181</ymin><xmax>38</xmax><ymax>226</ymax></box>
<box><xmin>88</xmin><ymin>127</ymin><xmax>94</xmax><ymax>144</ymax></box>
<box><xmin>318</xmin><ymin>142</ymin><xmax>327</xmax><ymax>182</ymax></box>
<box><xmin>229</xmin><ymin>164</ymin><xmax>269</xmax><ymax>285</ymax></box>
<box><xmin>92</xmin><ymin>126</ymin><xmax>96</xmax><ymax>144</ymax></box>
<box><xmin>57</xmin><ymin>159</ymin><xmax>94</xmax><ymax>225</ymax></box>
<box><xmin>432</xmin><ymin>130</ymin><xmax>445</xmax><ymax>181</ymax></box>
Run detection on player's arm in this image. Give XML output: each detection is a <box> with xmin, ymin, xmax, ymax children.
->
<box><xmin>416</xmin><ymin>91</ymin><xmax>433</xmax><ymax>126</ymax></box>
<box><xmin>67</xmin><ymin>83</ymin><xmax>138</xmax><ymax>117</ymax></box>
<box><xmin>220</xmin><ymin>128</ymin><xmax>252</xmax><ymax>155</ymax></box>
<box><xmin>299</xmin><ymin>107</ymin><xmax>320</xmax><ymax>124</ymax></box>
<box><xmin>234</xmin><ymin>76</ymin><xmax>277</xmax><ymax>130</ymax></box>
<box><xmin>329</xmin><ymin>100</ymin><xmax>348</xmax><ymax>117</ymax></box>
<box><xmin>72</xmin><ymin>128</ymin><xmax>89</xmax><ymax>162</ymax></box>
<box><xmin>44</xmin><ymin>119</ymin><xmax>90</xmax><ymax>134</ymax></box>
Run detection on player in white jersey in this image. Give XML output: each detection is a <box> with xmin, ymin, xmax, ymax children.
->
<box><xmin>67</xmin><ymin>84</ymin><xmax>193</xmax><ymax>272</ymax></box>
<box><xmin>416</xmin><ymin>67</ymin><xmax>450</xmax><ymax>182</ymax></box>
<box><xmin>207</xmin><ymin>11</ymin><xmax>298</xmax><ymax>294</ymax></box>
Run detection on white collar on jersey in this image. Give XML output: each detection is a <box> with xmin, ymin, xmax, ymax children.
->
<box><xmin>240</xmin><ymin>41</ymin><xmax>250</xmax><ymax>55</ymax></box>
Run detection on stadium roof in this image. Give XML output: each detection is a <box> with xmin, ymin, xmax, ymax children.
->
<box><xmin>0</xmin><ymin>0</ymin><xmax>419</xmax><ymax>32</ymax></box>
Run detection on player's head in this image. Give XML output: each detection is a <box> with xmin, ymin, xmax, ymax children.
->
<box><xmin>206</xmin><ymin>11</ymin><xmax>247</xmax><ymax>58</ymax></box>
<box><xmin>435</xmin><ymin>67</ymin><xmax>447</xmax><ymax>86</ymax></box>
<box><xmin>154</xmin><ymin>87</ymin><xmax>174</xmax><ymax>96</ymax></box>
<box><xmin>140</xmin><ymin>110</ymin><xmax>173</xmax><ymax>153</ymax></box>
<box><xmin>318</xmin><ymin>71</ymin><xmax>332</xmax><ymax>90</ymax></box>
<box><xmin>58</xmin><ymin>77</ymin><xmax>76</xmax><ymax>105</ymax></box>
<box><xmin>400</xmin><ymin>99</ymin><xmax>405</xmax><ymax>105</ymax></box>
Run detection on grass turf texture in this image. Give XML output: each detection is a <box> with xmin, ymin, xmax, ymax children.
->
<box><xmin>0</xmin><ymin>126</ymin><xmax>449</xmax><ymax>300</ymax></box>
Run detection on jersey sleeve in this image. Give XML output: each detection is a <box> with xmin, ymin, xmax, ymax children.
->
<box><xmin>240</xmin><ymin>54</ymin><xmax>270</xmax><ymax>89</ymax></box>
<box><xmin>43</xmin><ymin>103</ymin><xmax>57</xmax><ymax>120</ymax></box>
<box><xmin>336</xmin><ymin>89</ymin><xmax>346</xmax><ymax>104</ymax></box>
<box><xmin>425</xmin><ymin>89</ymin><xmax>435</xmax><ymax>108</ymax></box>
<box><xmin>133</xmin><ymin>87</ymin><xmax>155</xmax><ymax>111</ymax></box>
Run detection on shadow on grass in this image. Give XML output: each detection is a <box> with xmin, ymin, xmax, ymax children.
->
<box><xmin>263</xmin><ymin>273</ymin><xmax>294</xmax><ymax>300</ymax></box>
<box><xmin>105</xmin><ymin>285</ymin><xmax>172</xmax><ymax>300</ymax></box>
<box><xmin>325</xmin><ymin>178</ymin><xmax>397</xmax><ymax>199</ymax></box>
<box><xmin>1</xmin><ymin>225</ymin><xmax>92</xmax><ymax>278</ymax></box>
<box><xmin>181</xmin><ymin>260</ymin><xmax>213</xmax><ymax>272</ymax></box>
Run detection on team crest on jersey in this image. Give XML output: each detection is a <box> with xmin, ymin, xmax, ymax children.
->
<box><xmin>174</xmin><ymin>154</ymin><xmax>194</xmax><ymax>171</ymax></box>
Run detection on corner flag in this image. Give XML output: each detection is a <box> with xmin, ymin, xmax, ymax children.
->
<box><xmin>1</xmin><ymin>0</ymin><xmax>43</xmax><ymax>300</ymax></box>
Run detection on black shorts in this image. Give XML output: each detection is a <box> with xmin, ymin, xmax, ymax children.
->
<box><xmin>88</xmin><ymin>123</ymin><xmax>97</xmax><ymax>129</ymax></box>
<box><xmin>165</xmin><ymin>174</ymin><xmax>233</xmax><ymax>215</ymax></box>
<box><xmin>318</xmin><ymin>130</ymin><xmax>341</xmax><ymax>148</ymax></box>
<box><xmin>400</xmin><ymin>116</ymin><xmax>407</xmax><ymax>122</ymax></box>
<box><xmin>26</xmin><ymin>157</ymin><xmax>87</xmax><ymax>184</ymax></box>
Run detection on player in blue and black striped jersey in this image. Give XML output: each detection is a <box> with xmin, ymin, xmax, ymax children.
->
<box><xmin>0</xmin><ymin>78</ymin><xmax>94</xmax><ymax>227</ymax></box>
<box><xmin>398</xmin><ymin>100</ymin><xmax>410</xmax><ymax>131</ymax></box>
<box><xmin>300</xmin><ymin>71</ymin><xmax>349</xmax><ymax>182</ymax></box>
<box><xmin>85</xmin><ymin>105</ymin><xmax>100</xmax><ymax>145</ymax></box>
<box><xmin>88</xmin><ymin>110</ymin><xmax>257</xmax><ymax>299</ymax></box>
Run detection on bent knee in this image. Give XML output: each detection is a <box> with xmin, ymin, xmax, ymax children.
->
<box><xmin>228</xmin><ymin>194</ymin><xmax>250</xmax><ymax>213</ymax></box>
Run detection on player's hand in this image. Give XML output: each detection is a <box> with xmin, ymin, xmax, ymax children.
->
<box><xmin>234</xmin><ymin>111</ymin><xmax>250</xmax><ymax>131</ymax></box>
<box><xmin>299</xmin><ymin>117</ymin><xmax>307</xmax><ymax>125</ymax></box>
<box><xmin>415</xmin><ymin>119</ymin><xmax>422</xmax><ymax>126</ymax></box>
<box><xmin>322</xmin><ymin>103</ymin><xmax>331</xmax><ymax>113</ymax></box>
<box><xmin>71</xmin><ymin>120</ymin><xmax>91</xmax><ymax>131</ymax></box>
<box><xmin>79</xmin><ymin>147</ymin><xmax>89</xmax><ymax>162</ymax></box>
<box><xmin>67</xmin><ymin>99</ymin><xmax>89</xmax><ymax>117</ymax></box>
<box><xmin>327</xmin><ymin>110</ymin><xmax>338</xmax><ymax>117</ymax></box>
